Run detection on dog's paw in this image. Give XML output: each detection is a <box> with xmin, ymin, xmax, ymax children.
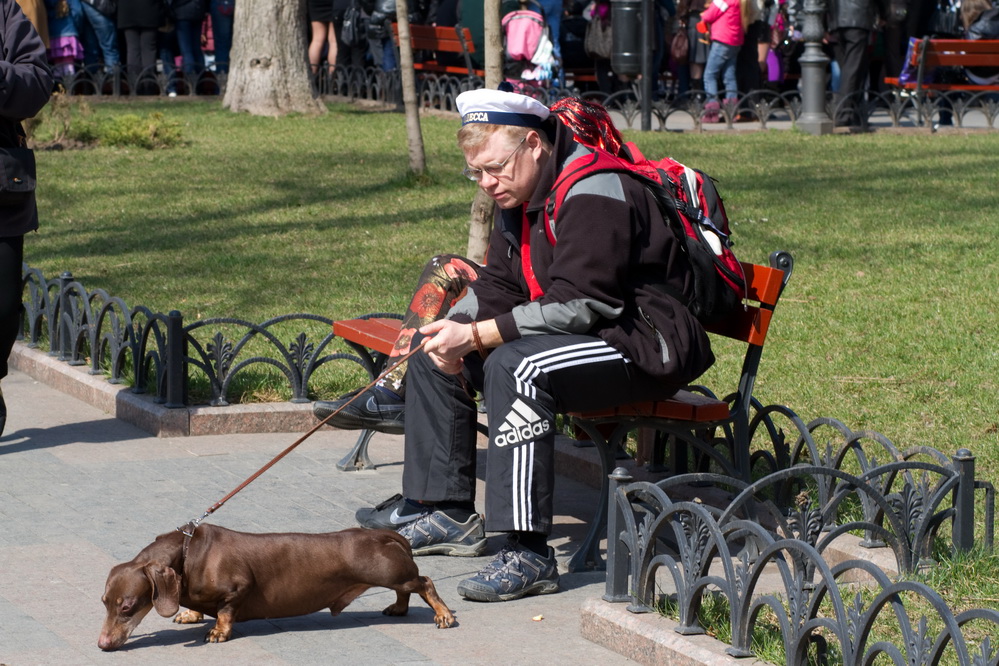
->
<box><xmin>173</xmin><ymin>610</ymin><xmax>204</xmax><ymax>624</ymax></box>
<box><xmin>204</xmin><ymin>626</ymin><xmax>231</xmax><ymax>643</ymax></box>
<box><xmin>435</xmin><ymin>610</ymin><xmax>455</xmax><ymax>629</ymax></box>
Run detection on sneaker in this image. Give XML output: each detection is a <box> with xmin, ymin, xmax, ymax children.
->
<box><xmin>457</xmin><ymin>544</ymin><xmax>560</xmax><ymax>602</ymax></box>
<box><xmin>313</xmin><ymin>387</ymin><xmax>405</xmax><ymax>434</ymax></box>
<box><xmin>397</xmin><ymin>510</ymin><xmax>487</xmax><ymax>557</ymax></box>
<box><xmin>355</xmin><ymin>493</ymin><xmax>425</xmax><ymax>530</ymax></box>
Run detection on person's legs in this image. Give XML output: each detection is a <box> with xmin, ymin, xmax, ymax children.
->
<box><xmin>400</xmin><ymin>347</ymin><xmax>480</xmax><ymax>505</ymax></box>
<box><xmin>720</xmin><ymin>43</ymin><xmax>740</xmax><ymax>102</ymax></box>
<box><xmin>308</xmin><ymin>20</ymin><xmax>328</xmax><ymax>74</ymax></box>
<box><xmin>0</xmin><ymin>235</ymin><xmax>25</xmax><ymax>438</ymax></box>
<box><xmin>703</xmin><ymin>41</ymin><xmax>723</xmax><ymax>99</ymax></box>
<box><xmin>325</xmin><ymin>22</ymin><xmax>338</xmax><ymax>72</ymax></box>
<box><xmin>124</xmin><ymin>28</ymin><xmax>142</xmax><ymax>80</ymax></box>
<box><xmin>81</xmin><ymin>2</ymin><xmax>120</xmax><ymax>68</ymax></box>
<box><xmin>479</xmin><ymin>335</ymin><xmax>676</xmax><ymax>536</ymax></box>
<box><xmin>834</xmin><ymin>27</ymin><xmax>869</xmax><ymax>124</ymax></box>
<box><xmin>210</xmin><ymin>1</ymin><xmax>234</xmax><ymax>73</ymax></box>
<box><xmin>381</xmin><ymin>345</ymin><xmax>486</xmax><ymax>556</ymax></box>
<box><xmin>457</xmin><ymin>335</ymin><xmax>678</xmax><ymax>601</ymax></box>
<box><xmin>175</xmin><ymin>19</ymin><xmax>204</xmax><ymax>75</ymax></box>
<box><xmin>0</xmin><ymin>236</ymin><xmax>24</xmax><ymax>382</ymax></box>
<box><xmin>702</xmin><ymin>41</ymin><xmax>726</xmax><ymax>120</ymax></box>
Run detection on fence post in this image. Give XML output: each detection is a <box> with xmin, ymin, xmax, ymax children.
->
<box><xmin>603</xmin><ymin>466</ymin><xmax>633</xmax><ymax>603</ymax></box>
<box><xmin>165</xmin><ymin>310</ymin><xmax>186</xmax><ymax>408</ymax></box>
<box><xmin>57</xmin><ymin>271</ymin><xmax>73</xmax><ymax>361</ymax></box>
<box><xmin>952</xmin><ymin>448</ymin><xmax>975</xmax><ymax>553</ymax></box>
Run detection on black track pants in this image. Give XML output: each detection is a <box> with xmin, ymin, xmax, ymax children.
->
<box><xmin>0</xmin><ymin>235</ymin><xmax>24</xmax><ymax>380</ymax></box>
<box><xmin>402</xmin><ymin>334</ymin><xmax>678</xmax><ymax>535</ymax></box>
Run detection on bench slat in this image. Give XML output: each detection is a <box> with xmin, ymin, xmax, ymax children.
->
<box><xmin>391</xmin><ymin>23</ymin><xmax>484</xmax><ymax>78</ymax></box>
<box><xmin>570</xmin><ymin>389</ymin><xmax>730</xmax><ymax>423</ymax></box>
<box><xmin>333</xmin><ymin>317</ymin><xmax>401</xmax><ymax>355</ymax></box>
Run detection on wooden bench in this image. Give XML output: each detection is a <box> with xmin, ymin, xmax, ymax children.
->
<box><xmin>391</xmin><ymin>23</ymin><xmax>484</xmax><ymax>79</ymax></box>
<box><xmin>329</xmin><ymin>250</ymin><xmax>794</xmax><ymax>570</ymax></box>
<box><xmin>885</xmin><ymin>38</ymin><xmax>999</xmax><ymax>94</ymax></box>
<box><xmin>567</xmin><ymin>250</ymin><xmax>793</xmax><ymax>569</ymax></box>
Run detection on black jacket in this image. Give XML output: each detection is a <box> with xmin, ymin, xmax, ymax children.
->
<box><xmin>170</xmin><ymin>0</ymin><xmax>208</xmax><ymax>22</ymax></box>
<box><xmin>448</xmin><ymin>121</ymin><xmax>715</xmax><ymax>385</ymax></box>
<box><xmin>0</xmin><ymin>0</ymin><xmax>53</xmax><ymax>238</ymax></box>
<box><xmin>828</xmin><ymin>0</ymin><xmax>888</xmax><ymax>30</ymax></box>
<box><xmin>117</xmin><ymin>0</ymin><xmax>167</xmax><ymax>29</ymax></box>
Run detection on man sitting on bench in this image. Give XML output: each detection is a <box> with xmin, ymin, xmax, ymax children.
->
<box><xmin>313</xmin><ymin>97</ymin><xmax>636</xmax><ymax>433</ymax></box>
<box><xmin>345</xmin><ymin>89</ymin><xmax>716</xmax><ymax>603</ymax></box>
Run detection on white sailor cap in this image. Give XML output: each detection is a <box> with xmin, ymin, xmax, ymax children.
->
<box><xmin>456</xmin><ymin>89</ymin><xmax>551</xmax><ymax>128</ymax></box>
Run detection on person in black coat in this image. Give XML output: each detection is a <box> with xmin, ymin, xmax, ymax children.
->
<box><xmin>117</xmin><ymin>0</ymin><xmax>165</xmax><ymax>83</ymax></box>
<box><xmin>827</xmin><ymin>0</ymin><xmax>888</xmax><ymax>125</ymax></box>
<box><xmin>0</xmin><ymin>0</ymin><xmax>53</xmax><ymax>438</ymax></box>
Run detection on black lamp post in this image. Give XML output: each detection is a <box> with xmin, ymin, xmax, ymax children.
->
<box><xmin>611</xmin><ymin>0</ymin><xmax>653</xmax><ymax>130</ymax></box>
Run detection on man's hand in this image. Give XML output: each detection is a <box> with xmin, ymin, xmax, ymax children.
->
<box><xmin>420</xmin><ymin>320</ymin><xmax>475</xmax><ymax>374</ymax></box>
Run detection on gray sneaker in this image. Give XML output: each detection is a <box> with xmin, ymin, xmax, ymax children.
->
<box><xmin>397</xmin><ymin>510</ymin><xmax>487</xmax><ymax>557</ymax></box>
<box><xmin>457</xmin><ymin>545</ymin><xmax>560</xmax><ymax>602</ymax></box>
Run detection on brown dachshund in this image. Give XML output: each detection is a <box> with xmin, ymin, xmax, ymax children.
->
<box><xmin>98</xmin><ymin>524</ymin><xmax>454</xmax><ymax>650</ymax></box>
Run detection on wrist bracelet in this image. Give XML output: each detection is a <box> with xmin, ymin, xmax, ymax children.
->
<box><xmin>471</xmin><ymin>321</ymin><xmax>487</xmax><ymax>358</ymax></box>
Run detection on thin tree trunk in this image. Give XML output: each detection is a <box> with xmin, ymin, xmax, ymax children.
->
<box><xmin>222</xmin><ymin>0</ymin><xmax>325</xmax><ymax>116</ymax></box>
<box><xmin>396</xmin><ymin>0</ymin><xmax>425</xmax><ymax>174</ymax></box>
<box><xmin>466</xmin><ymin>0</ymin><xmax>503</xmax><ymax>263</ymax></box>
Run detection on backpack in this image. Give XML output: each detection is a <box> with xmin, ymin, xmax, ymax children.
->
<box><xmin>544</xmin><ymin>143</ymin><xmax>746</xmax><ymax>324</ymax></box>
<box><xmin>502</xmin><ymin>1</ymin><xmax>556</xmax><ymax>83</ymax></box>
<box><xmin>341</xmin><ymin>0</ymin><xmax>367</xmax><ymax>49</ymax></box>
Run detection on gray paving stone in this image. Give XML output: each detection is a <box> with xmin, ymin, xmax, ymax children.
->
<box><xmin>0</xmin><ymin>368</ymin><xmax>638</xmax><ymax>664</ymax></box>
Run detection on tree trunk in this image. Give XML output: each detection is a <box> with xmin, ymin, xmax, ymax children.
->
<box><xmin>466</xmin><ymin>0</ymin><xmax>503</xmax><ymax>263</ymax></box>
<box><xmin>395</xmin><ymin>0</ymin><xmax>425</xmax><ymax>174</ymax></box>
<box><xmin>222</xmin><ymin>0</ymin><xmax>326</xmax><ymax>117</ymax></box>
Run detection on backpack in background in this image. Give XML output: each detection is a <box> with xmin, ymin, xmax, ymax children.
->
<box><xmin>502</xmin><ymin>1</ymin><xmax>556</xmax><ymax>84</ymax></box>
<box><xmin>544</xmin><ymin>143</ymin><xmax>746</xmax><ymax>324</ymax></box>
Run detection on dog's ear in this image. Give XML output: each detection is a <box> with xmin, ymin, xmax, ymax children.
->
<box><xmin>143</xmin><ymin>563</ymin><xmax>181</xmax><ymax>617</ymax></box>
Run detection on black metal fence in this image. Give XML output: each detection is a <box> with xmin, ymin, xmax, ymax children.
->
<box><xmin>602</xmin><ymin>407</ymin><xmax>998</xmax><ymax>664</ymax></box>
<box><xmin>18</xmin><ymin>265</ymin><xmax>373</xmax><ymax>407</ymax></box>
<box><xmin>56</xmin><ymin>63</ymin><xmax>999</xmax><ymax>132</ymax></box>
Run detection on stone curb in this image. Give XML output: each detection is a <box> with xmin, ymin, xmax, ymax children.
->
<box><xmin>581</xmin><ymin>598</ymin><xmax>773</xmax><ymax>666</ymax></box>
<box><xmin>9</xmin><ymin>342</ymin><xmax>317</xmax><ymax>437</ymax></box>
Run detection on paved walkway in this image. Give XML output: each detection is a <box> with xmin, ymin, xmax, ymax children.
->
<box><xmin>0</xmin><ymin>367</ymin><xmax>637</xmax><ymax>665</ymax></box>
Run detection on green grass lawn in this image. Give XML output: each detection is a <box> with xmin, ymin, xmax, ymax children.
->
<box><xmin>27</xmin><ymin>99</ymin><xmax>999</xmax><ymax>476</ymax></box>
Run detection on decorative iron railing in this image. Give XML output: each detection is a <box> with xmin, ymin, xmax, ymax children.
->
<box><xmin>53</xmin><ymin>63</ymin><xmax>999</xmax><ymax>131</ymax></box>
<box><xmin>602</xmin><ymin>406</ymin><xmax>998</xmax><ymax>665</ymax></box>
<box><xmin>18</xmin><ymin>265</ymin><xmax>376</xmax><ymax>407</ymax></box>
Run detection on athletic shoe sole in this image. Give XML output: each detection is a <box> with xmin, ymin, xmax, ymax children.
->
<box><xmin>411</xmin><ymin>537</ymin><xmax>488</xmax><ymax>558</ymax></box>
<box><xmin>313</xmin><ymin>402</ymin><xmax>404</xmax><ymax>435</ymax></box>
<box><xmin>457</xmin><ymin>578</ymin><xmax>560</xmax><ymax>602</ymax></box>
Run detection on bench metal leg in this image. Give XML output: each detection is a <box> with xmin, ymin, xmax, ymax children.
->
<box><xmin>566</xmin><ymin>421</ymin><xmax>631</xmax><ymax>572</ymax></box>
<box><xmin>336</xmin><ymin>429</ymin><xmax>377</xmax><ymax>471</ymax></box>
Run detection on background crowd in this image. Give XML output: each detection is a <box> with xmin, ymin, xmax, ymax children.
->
<box><xmin>10</xmin><ymin>0</ymin><xmax>997</xmax><ymax>101</ymax></box>
<box><xmin>12</xmin><ymin>0</ymin><xmax>234</xmax><ymax>90</ymax></box>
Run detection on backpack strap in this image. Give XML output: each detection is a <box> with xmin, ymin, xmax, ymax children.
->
<box><xmin>543</xmin><ymin>149</ymin><xmax>636</xmax><ymax>245</ymax></box>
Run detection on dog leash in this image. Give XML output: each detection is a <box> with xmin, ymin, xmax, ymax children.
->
<box><xmin>178</xmin><ymin>337</ymin><xmax>435</xmax><ymax>538</ymax></box>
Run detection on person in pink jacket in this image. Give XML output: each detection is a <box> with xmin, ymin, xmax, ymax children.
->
<box><xmin>696</xmin><ymin>0</ymin><xmax>757</xmax><ymax>121</ymax></box>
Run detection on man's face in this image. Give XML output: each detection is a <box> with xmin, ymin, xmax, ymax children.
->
<box><xmin>462</xmin><ymin>130</ymin><xmax>544</xmax><ymax>209</ymax></box>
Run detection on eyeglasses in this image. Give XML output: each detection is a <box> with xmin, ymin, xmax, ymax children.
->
<box><xmin>462</xmin><ymin>137</ymin><xmax>526</xmax><ymax>182</ymax></box>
